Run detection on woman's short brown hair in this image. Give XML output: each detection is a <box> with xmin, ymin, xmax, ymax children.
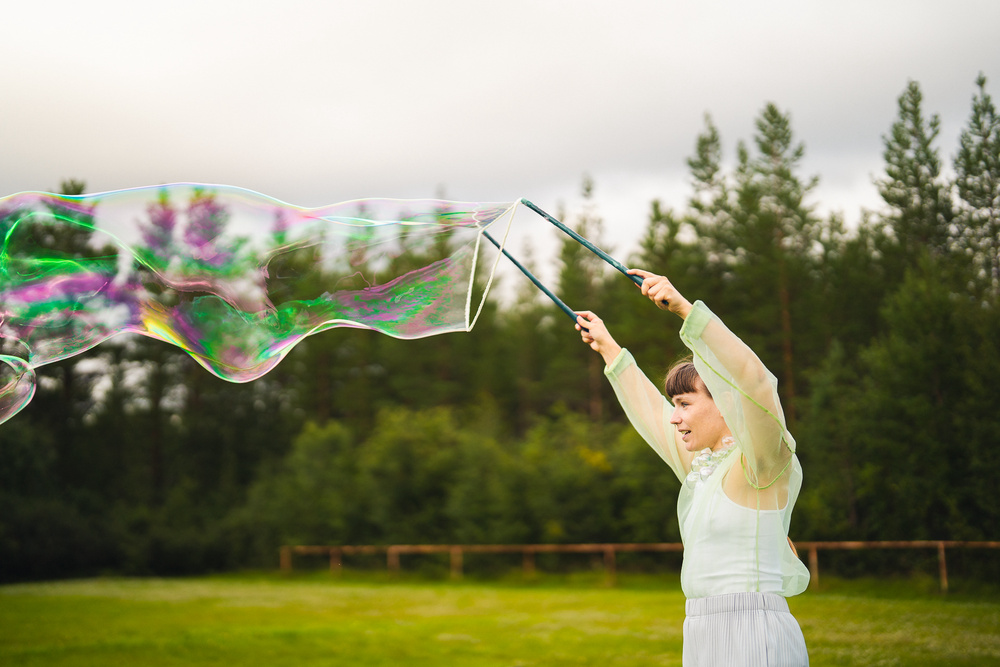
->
<box><xmin>663</xmin><ymin>357</ymin><xmax>711</xmax><ymax>398</ymax></box>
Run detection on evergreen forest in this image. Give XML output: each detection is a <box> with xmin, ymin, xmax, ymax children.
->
<box><xmin>2</xmin><ymin>77</ymin><xmax>998</xmax><ymax>582</ymax></box>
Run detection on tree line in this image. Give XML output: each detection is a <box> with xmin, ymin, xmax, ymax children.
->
<box><xmin>1</xmin><ymin>75</ymin><xmax>997</xmax><ymax>582</ymax></box>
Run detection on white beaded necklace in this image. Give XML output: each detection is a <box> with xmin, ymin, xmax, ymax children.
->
<box><xmin>684</xmin><ymin>436</ymin><xmax>736</xmax><ymax>490</ymax></box>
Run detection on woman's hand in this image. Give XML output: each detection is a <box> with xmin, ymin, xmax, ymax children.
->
<box><xmin>576</xmin><ymin>311</ymin><xmax>622</xmax><ymax>365</ymax></box>
<box><xmin>628</xmin><ymin>269</ymin><xmax>693</xmax><ymax>319</ymax></box>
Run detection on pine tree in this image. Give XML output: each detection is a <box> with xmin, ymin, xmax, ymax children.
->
<box><xmin>697</xmin><ymin>104</ymin><xmax>821</xmax><ymax>425</ymax></box>
<box><xmin>877</xmin><ymin>81</ymin><xmax>954</xmax><ymax>262</ymax></box>
<box><xmin>954</xmin><ymin>73</ymin><xmax>1000</xmax><ymax>297</ymax></box>
<box><xmin>687</xmin><ymin>113</ymin><xmax>729</xmax><ymax>230</ymax></box>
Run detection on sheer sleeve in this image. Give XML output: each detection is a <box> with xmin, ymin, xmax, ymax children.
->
<box><xmin>679</xmin><ymin>301</ymin><xmax>795</xmax><ymax>489</ymax></box>
<box><xmin>604</xmin><ymin>348</ymin><xmax>688</xmax><ymax>485</ymax></box>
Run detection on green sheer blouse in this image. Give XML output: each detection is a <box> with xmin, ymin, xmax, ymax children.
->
<box><xmin>604</xmin><ymin>300</ymin><xmax>810</xmax><ymax>598</ymax></box>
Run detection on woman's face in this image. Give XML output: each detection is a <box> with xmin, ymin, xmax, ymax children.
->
<box><xmin>669</xmin><ymin>381</ymin><xmax>730</xmax><ymax>452</ymax></box>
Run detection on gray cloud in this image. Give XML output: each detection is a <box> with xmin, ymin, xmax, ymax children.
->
<box><xmin>2</xmin><ymin>0</ymin><xmax>997</xmax><ymax>261</ymax></box>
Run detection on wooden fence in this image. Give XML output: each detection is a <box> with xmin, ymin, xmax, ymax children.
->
<box><xmin>797</xmin><ymin>540</ymin><xmax>999</xmax><ymax>593</ymax></box>
<box><xmin>279</xmin><ymin>540</ymin><xmax>999</xmax><ymax>593</ymax></box>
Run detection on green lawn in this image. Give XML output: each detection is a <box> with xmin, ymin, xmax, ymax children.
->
<box><xmin>1</xmin><ymin>573</ymin><xmax>997</xmax><ymax>666</ymax></box>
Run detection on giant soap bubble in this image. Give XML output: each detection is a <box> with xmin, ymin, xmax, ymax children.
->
<box><xmin>0</xmin><ymin>184</ymin><xmax>518</xmax><ymax>424</ymax></box>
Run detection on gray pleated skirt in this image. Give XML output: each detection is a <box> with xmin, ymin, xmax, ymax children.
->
<box><xmin>683</xmin><ymin>592</ymin><xmax>808</xmax><ymax>666</ymax></box>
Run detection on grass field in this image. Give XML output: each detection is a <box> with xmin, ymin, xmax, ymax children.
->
<box><xmin>2</xmin><ymin>572</ymin><xmax>998</xmax><ymax>666</ymax></box>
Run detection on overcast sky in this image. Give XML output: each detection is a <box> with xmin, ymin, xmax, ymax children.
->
<box><xmin>2</xmin><ymin>0</ymin><xmax>998</xmax><ymax>271</ymax></box>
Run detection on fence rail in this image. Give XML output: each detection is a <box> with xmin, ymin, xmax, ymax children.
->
<box><xmin>279</xmin><ymin>540</ymin><xmax>999</xmax><ymax>592</ymax></box>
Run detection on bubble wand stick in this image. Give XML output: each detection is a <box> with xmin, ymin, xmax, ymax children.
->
<box><xmin>481</xmin><ymin>230</ymin><xmax>578</xmax><ymax>323</ymax></box>
<box><xmin>520</xmin><ymin>198</ymin><xmax>644</xmax><ymax>287</ymax></box>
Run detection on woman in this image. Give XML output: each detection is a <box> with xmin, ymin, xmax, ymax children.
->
<box><xmin>576</xmin><ymin>268</ymin><xmax>810</xmax><ymax>666</ymax></box>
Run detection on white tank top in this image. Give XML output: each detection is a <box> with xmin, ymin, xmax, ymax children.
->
<box><xmin>681</xmin><ymin>486</ymin><xmax>786</xmax><ymax>598</ymax></box>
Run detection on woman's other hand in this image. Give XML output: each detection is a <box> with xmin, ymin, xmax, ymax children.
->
<box><xmin>628</xmin><ymin>269</ymin><xmax>693</xmax><ymax>319</ymax></box>
<box><xmin>576</xmin><ymin>311</ymin><xmax>622</xmax><ymax>365</ymax></box>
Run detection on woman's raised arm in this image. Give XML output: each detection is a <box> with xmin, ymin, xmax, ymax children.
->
<box><xmin>628</xmin><ymin>269</ymin><xmax>793</xmax><ymax>482</ymax></box>
<box><xmin>576</xmin><ymin>309</ymin><xmax>691</xmax><ymax>483</ymax></box>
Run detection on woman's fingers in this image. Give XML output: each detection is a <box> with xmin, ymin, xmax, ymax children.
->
<box><xmin>575</xmin><ymin>311</ymin><xmax>607</xmax><ymax>349</ymax></box>
<box><xmin>650</xmin><ymin>279</ymin><xmax>674</xmax><ymax>301</ymax></box>
<box><xmin>576</xmin><ymin>312</ymin><xmax>594</xmax><ymax>343</ymax></box>
<box><xmin>629</xmin><ymin>268</ymin><xmax>666</xmax><ymax>296</ymax></box>
<box><xmin>626</xmin><ymin>268</ymin><xmax>684</xmax><ymax>312</ymax></box>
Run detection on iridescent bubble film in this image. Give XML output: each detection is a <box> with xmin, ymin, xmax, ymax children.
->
<box><xmin>0</xmin><ymin>184</ymin><xmax>518</xmax><ymax>424</ymax></box>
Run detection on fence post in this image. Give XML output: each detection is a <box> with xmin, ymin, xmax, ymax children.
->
<box><xmin>280</xmin><ymin>546</ymin><xmax>292</xmax><ymax>572</ymax></box>
<box><xmin>450</xmin><ymin>546</ymin><xmax>463</xmax><ymax>581</ymax></box>
<box><xmin>808</xmin><ymin>546</ymin><xmax>819</xmax><ymax>590</ymax></box>
<box><xmin>387</xmin><ymin>546</ymin><xmax>400</xmax><ymax>575</ymax></box>
<box><xmin>604</xmin><ymin>546</ymin><xmax>617</xmax><ymax>587</ymax></box>
<box><xmin>523</xmin><ymin>548</ymin><xmax>535</xmax><ymax>577</ymax></box>
<box><xmin>937</xmin><ymin>542</ymin><xmax>948</xmax><ymax>594</ymax></box>
<box><xmin>329</xmin><ymin>547</ymin><xmax>342</xmax><ymax>574</ymax></box>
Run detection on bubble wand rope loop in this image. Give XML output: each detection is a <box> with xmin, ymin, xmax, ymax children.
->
<box><xmin>480</xmin><ymin>230</ymin><xmax>579</xmax><ymax>324</ymax></box>
<box><xmin>520</xmin><ymin>198</ymin><xmax>644</xmax><ymax>287</ymax></box>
